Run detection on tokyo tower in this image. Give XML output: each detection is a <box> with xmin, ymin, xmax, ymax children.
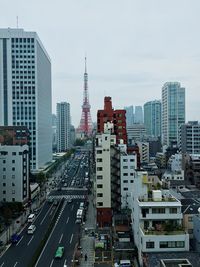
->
<box><xmin>77</xmin><ymin>57</ymin><xmax>93</xmax><ymax>136</ymax></box>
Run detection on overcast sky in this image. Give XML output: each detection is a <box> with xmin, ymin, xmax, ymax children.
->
<box><xmin>1</xmin><ymin>0</ymin><xmax>200</xmax><ymax>127</ymax></box>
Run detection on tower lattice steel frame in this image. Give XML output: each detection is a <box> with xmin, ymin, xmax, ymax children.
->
<box><xmin>77</xmin><ymin>57</ymin><xmax>93</xmax><ymax>136</ymax></box>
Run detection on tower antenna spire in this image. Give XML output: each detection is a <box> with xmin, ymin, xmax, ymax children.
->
<box><xmin>85</xmin><ymin>55</ymin><xmax>87</xmax><ymax>73</ymax></box>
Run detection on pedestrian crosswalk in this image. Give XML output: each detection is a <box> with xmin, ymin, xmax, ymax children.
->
<box><xmin>47</xmin><ymin>195</ymin><xmax>86</xmax><ymax>200</ymax></box>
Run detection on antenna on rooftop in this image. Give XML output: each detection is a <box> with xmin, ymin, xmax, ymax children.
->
<box><xmin>16</xmin><ymin>16</ymin><xmax>19</xmax><ymax>28</ymax></box>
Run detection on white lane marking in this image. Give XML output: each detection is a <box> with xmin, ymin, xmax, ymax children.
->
<box><xmin>16</xmin><ymin>235</ymin><xmax>24</xmax><ymax>246</ymax></box>
<box><xmin>70</xmin><ymin>234</ymin><xmax>73</xmax><ymax>244</ymax></box>
<box><xmin>27</xmin><ymin>235</ymin><xmax>34</xmax><ymax>246</ymax></box>
<box><xmin>14</xmin><ymin>263</ymin><xmax>18</xmax><ymax>267</ymax></box>
<box><xmin>66</xmin><ymin>217</ymin><xmax>69</xmax><ymax>224</ymax></box>
<box><xmin>59</xmin><ymin>233</ymin><xmax>63</xmax><ymax>244</ymax></box>
<box><xmin>0</xmin><ymin>263</ymin><xmax>5</xmax><ymax>267</ymax></box>
<box><xmin>40</xmin><ymin>206</ymin><xmax>53</xmax><ymax>225</ymax></box>
<box><xmin>35</xmin><ymin>202</ymin><xmax>67</xmax><ymax>267</ymax></box>
<box><xmin>49</xmin><ymin>259</ymin><xmax>54</xmax><ymax>267</ymax></box>
<box><xmin>63</xmin><ymin>259</ymin><xmax>67</xmax><ymax>267</ymax></box>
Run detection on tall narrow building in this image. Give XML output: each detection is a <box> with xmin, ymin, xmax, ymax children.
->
<box><xmin>97</xmin><ymin>96</ymin><xmax>127</xmax><ymax>144</ymax></box>
<box><xmin>144</xmin><ymin>100</ymin><xmax>161</xmax><ymax>138</ymax></box>
<box><xmin>56</xmin><ymin>102</ymin><xmax>71</xmax><ymax>152</ymax></box>
<box><xmin>124</xmin><ymin>105</ymin><xmax>134</xmax><ymax>126</ymax></box>
<box><xmin>134</xmin><ymin>106</ymin><xmax>143</xmax><ymax>124</ymax></box>
<box><xmin>0</xmin><ymin>28</ymin><xmax>52</xmax><ymax>171</ymax></box>
<box><xmin>162</xmin><ymin>82</ymin><xmax>185</xmax><ymax>146</ymax></box>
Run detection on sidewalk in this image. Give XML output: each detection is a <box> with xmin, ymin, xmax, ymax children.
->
<box><xmin>79</xmin><ymin>193</ymin><xmax>96</xmax><ymax>267</ymax></box>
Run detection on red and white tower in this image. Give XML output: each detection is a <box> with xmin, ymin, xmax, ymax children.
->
<box><xmin>77</xmin><ymin>57</ymin><xmax>93</xmax><ymax>136</ymax></box>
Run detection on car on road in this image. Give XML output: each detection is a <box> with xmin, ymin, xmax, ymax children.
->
<box><xmin>27</xmin><ymin>224</ymin><xmax>36</xmax><ymax>234</ymax></box>
<box><xmin>55</xmin><ymin>246</ymin><xmax>64</xmax><ymax>259</ymax></box>
<box><xmin>11</xmin><ymin>234</ymin><xmax>21</xmax><ymax>244</ymax></box>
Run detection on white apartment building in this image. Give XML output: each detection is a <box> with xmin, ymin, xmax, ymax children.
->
<box><xmin>0</xmin><ymin>28</ymin><xmax>52</xmax><ymax>171</ymax></box>
<box><xmin>56</xmin><ymin>102</ymin><xmax>71</xmax><ymax>152</ymax></box>
<box><xmin>120</xmin><ymin>151</ymin><xmax>137</xmax><ymax>209</ymax></box>
<box><xmin>95</xmin><ymin>122</ymin><xmax>117</xmax><ymax>227</ymax></box>
<box><xmin>137</xmin><ymin>141</ymin><xmax>149</xmax><ymax>164</ymax></box>
<box><xmin>131</xmin><ymin>170</ymin><xmax>189</xmax><ymax>266</ymax></box>
<box><xmin>0</xmin><ymin>144</ymin><xmax>29</xmax><ymax>203</ymax></box>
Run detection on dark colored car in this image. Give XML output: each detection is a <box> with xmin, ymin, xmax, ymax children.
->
<box><xmin>11</xmin><ymin>234</ymin><xmax>21</xmax><ymax>244</ymax></box>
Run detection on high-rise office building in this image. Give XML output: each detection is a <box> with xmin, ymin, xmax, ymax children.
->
<box><xmin>0</xmin><ymin>28</ymin><xmax>52</xmax><ymax>171</ymax></box>
<box><xmin>56</xmin><ymin>102</ymin><xmax>71</xmax><ymax>152</ymax></box>
<box><xmin>162</xmin><ymin>82</ymin><xmax>185</xmax><ymax>146</ymax></box>
<box><xmin>134</xmin><ymin>106</ymin><xmax>143</xmax><ymax>124</ymax></box>
<box><xmin>144</xmin><ymin>100</ymin><xmax>161</xmax><ymax>138</ymax></box>
<box><xmin>179</xmin><ymin>121</ymin><xmax>200</xmax><ymax>154</ymax></box>
<box><xmin>124</xmin><ymin>105</ymin><xmax>134</xmax><ymax>127</ymax></box>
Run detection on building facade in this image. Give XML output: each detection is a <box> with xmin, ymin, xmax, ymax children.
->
<box><xmin>144</xmin><ymin>100</ymin><xmax>161</xmax><ymax>138</ymax></box>
<box><xmin>124</xmin><ymin>105</ymin><xmax>134</xmax><ymax>127</ymax></box>
<box><xmin>162</xmin><ymin>82</ymin><xmax>185</xmax><ymax>146</ymax></box>
<box><xmin>120</xmin><ymin>151</ymin><xmax>137</xmax><ymax>209</ymax></box>
<box><xmin>95</xmin><ymin>126</ymin><xmax>117</xmax><ymax>227</ymax></box>
<box><xmin>179</xmin><ymin>121</ymin><xmax>200</xmax><ymax>154</ymax></box>
<box><xmin>127</xmin><ymin>124</ymin><xmax>146</xmax><ymax>144</ymax></box>
<box><xmin>134</xmin><ymin>106</ymin><xmax>143</xmax><ymax>124</ymax></box>
<box><xmin>0</xmin><ymin>28</ymin><xmax>52</xmax><ymax>171</ymax></box>
<box><xmin>97</xmin><ymin>96</ymin><xmax>127</xmax><ymax>144</ymax></box>
<box><xmin>0</xmin><ymin>144</ymin><xmax>29</xmax><ymax>203</ymax></box>
<box><xmin>131</xmin><ymin>170</ymin><xmax>189</xmax><ymax>266</ymax></box>
<box><xmin>56</xmin><ymin>102</ymin><xmax>71</xmax><ymax>152</ymax></box>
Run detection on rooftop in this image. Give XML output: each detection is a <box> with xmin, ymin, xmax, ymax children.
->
<box><xmin>145</xmin><ymin>252</ymin><xmax>200</xmax><ymax>267</ymax></box>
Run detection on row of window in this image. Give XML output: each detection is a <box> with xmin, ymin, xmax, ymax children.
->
<box><xmin>146</xmin><ymin>241</ymin><xmax>185</xmax><ymax>249</ymax></box>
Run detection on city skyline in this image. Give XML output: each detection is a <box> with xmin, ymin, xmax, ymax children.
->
<box><xmin>1</xmin><ymin>1</ymin><xmax>200</xmax><ymax>126</ymax></box>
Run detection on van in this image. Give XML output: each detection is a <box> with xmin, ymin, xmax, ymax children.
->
<box><xmin>120</xmin><ymin>260</ymin><xmax>131</xmax><ymax>267</ymax></box>
<box><xmin>27</xmin><ymin>213</ymin><xmax>35</xmax><ymax>223</ymax></box>
<box><xmin>27</xmin><ymin>224</ymin><xmax>36</xmax><ymax>234</ymax></box>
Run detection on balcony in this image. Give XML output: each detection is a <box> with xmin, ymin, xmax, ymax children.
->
<box><xmin>142</xmin><ymin>228</ymin><xmax>186</xmax><ymax>236</ymax></box>
<box><xmin>140</xmin><ymin>213</ymin><xmax>183</xmax><ymax>220</ymax></box>
<box><xmin>138</xmin><ymin>197</ymin><xmax>177</xmax><ymax>202</ymax></box>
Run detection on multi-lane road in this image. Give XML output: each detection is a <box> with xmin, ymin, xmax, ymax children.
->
<box><xmin>0</xmin><ymin>150</ymin><xmax>90</xmax><ymax>267</ymax></box>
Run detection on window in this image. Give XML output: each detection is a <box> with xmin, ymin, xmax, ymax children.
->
<box><xmin>12</xmin><ymin>167</ymin><xmax>15</xmax><ymax>171</ymax></box>
<box><xmin>123</xmin><ymin>173</ymin><xmax>128</xmax><ymax>176</ymax></box>
<box><xmin>152</xmin><ymin>208</ymin><xmax>165</xmax><ymax>214</ymax></box>
<box><xmin>97</xmin><ymin>193</ymin><xmax>103</xmax><ymax>197</ymax></box>
<box><xmin>97</xmin><ymin>150</ymin><xmax>102</xmax><ymax>154</ymax></box>
<box><xmin>123</xmin><ymin>180</ymin><xmax>128</xmax><ymax>183</ymax></box>
<box><xmin>146</xmin><ymin>242</ymin><xmax>154</xmax><ymax>249</ymax></box>
<box><xmin>97</xmin><ymin>202</ymin><xmax>103</xmax><ymax>207</ymax></box>
<box><xmin>97</xmin><ymin>175</ymin><xmax>103</xmax><ymax>180</ymax></box>
<box><xmin>169</xmin><ymin>208</ymin><xmax>177</xmax><ymax>214</ymax></box>
<box><xmin>12</xmin><ymin>160</ymin><xmax>15</xmax><ymax>163</ymax></box>
<box><xmin>12</xmin><ymin>152</ymin><xmax>16</xmax><ymax>155</ymax></box>
<box><xmin>160</xmin><ymin>241</ymin><xmax>184</xmax><ymax>248</ymax></box>
<box><xmin>123</xmin><ymin>159</ymin><xmax>128</xmax><ymax>162</ymax></box>
<box><xmin>3</xmin><ymin>183</ymin><xmax>6</xmax><ymax>187</ymax></box>
<box><xmin>188</xmin><ymin>216</ymin><xmax>193</xmax><ymax>222</ymax></box>
<box><xmin>97</xmin><ymin>167</ymin><xmax>103</xmax><ymax>171</ymax></box>
<box><xmin>97</xmin><ymin>158</ymin><xmax>102</xmax><ymax>162</ymax></box>
<box><xmin>97</xmin><ymin>184</ymin><xmax>103</xmax><ymax>188</ymax></box>
<box><xmin>123</xmin><ymin>166</ymin><xmax>128</xmax><ymax>169</ymax></box>
<box><xmin>123</xmin><ymin>187</ymin><xmax>128</xmax><ymax>191</ymax></box>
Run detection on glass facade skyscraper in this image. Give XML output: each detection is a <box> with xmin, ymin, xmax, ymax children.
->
<box><xmin>144</xmin><ymin>100</ymin><xmax>161</xmax><ymax>138</ymax></box>
<box><xmin>162</xmin><ymin>82</ymin><xmax>185</xmax><ymax>146</ymax></box>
